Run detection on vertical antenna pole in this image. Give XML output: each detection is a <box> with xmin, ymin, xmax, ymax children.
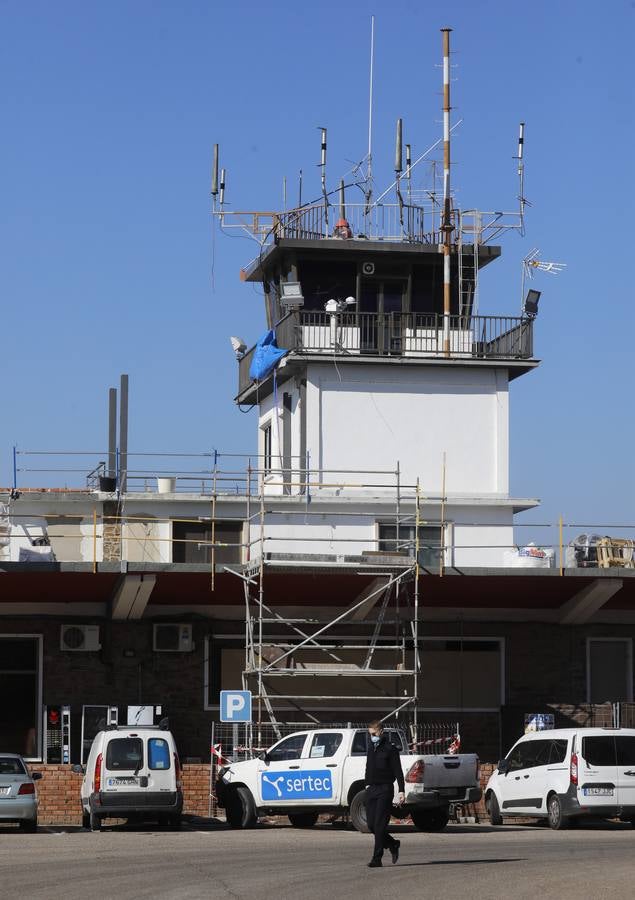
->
<box><xmin>119</xmin><ymin>374</ymin><xmax>128</xmax><ymax>493</ymax></box>
<box><xmin>441</xmin><ymin>28</ymin><xmax>453</xmax><ymax>356</ymax></box>
<box><xmin>367</xmin><ymin>14</ymin><xmax>375</xmax><ymax>193</ymax></box>
<box><xmin>517</xmin><ymin>122</ymin><xmax>526</xmax><ymax>235</ymax></box>
<box><xmin>283</xmin><ymin>176</ymin><xmax>287</xmax><ymax>212</ymax></box>
<box><xmin>219</xmin><ymin>168</ymin><xmax>226</xmax><ymax>207</ymax></box>
<box><xmin>211</xmin><ymin>144</ymin><xmax>219</xmax><ymax>201</ymax></box>
<box><xmin>338</xmin><ymin>178</ymin><xmax>346</xmax><ymax>221</ymax></box>
<box><xmin>298</xmin><ymin>169</ymin><xmax>303</xmax><ymax>208</ymax></box>
<box><xmin>108</xmin><ymin>387</ymin><xmax>117</xmax><ymax>480</ymax></box>
<box><xmin>320</xmin><ymin>127</ymin><xmax>328</xmax><ymax>235</ymax></box>
<box><xmin>405</xmin><ymin>143</ymin><xmax>412</xmax><ymax>205</ymax></box>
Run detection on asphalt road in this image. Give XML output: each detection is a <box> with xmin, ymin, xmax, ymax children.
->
<box><xmin>0</xmin><ymin>820</ymin><xmax>633</xmax><ymax>900</ymax></box>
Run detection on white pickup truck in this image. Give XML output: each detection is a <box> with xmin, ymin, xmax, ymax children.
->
<box><xmin>215</xmin><ymin>726</ymin><xmax>481</xmax><ymax>832</ymax></box>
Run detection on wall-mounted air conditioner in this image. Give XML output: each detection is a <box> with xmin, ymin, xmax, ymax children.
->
<box><xmin>153</xmin><ymin>623</ymin><xmax>194</xmax><ymax>652</ymax></box>
<box><xmin>60</xmin><ymin>624</ymin><xmax>101</xmax><ymax>652</ymax></box>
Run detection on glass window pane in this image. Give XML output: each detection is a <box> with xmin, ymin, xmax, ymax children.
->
<box><xmin>309</xmin><ymin>733</ymin><xmax>342</xmax><ymax>758</ymax></box>
<box><xmin>268</xmin><ymin>734</ymin><xmax>307</xmax><ymax>762</ymax></box>
<box><xmin>148</xmin><ymin>738</ymin><xmax>171</xmax><ymax>770</ymax></box>
<box><xmin>615</xmin><ymin>737</ymin><xmax>635</xmax><ymax>766</ymax></box>
<box><xmin>106</xmin><ymin>738</ymin><xmax>143</xmax><ymax>770</ymax></box>
<box><xmin>0</xmin><ymin>639</ymin><xmax>37</xmax><ymax>671</ymax></box>
<box><xmin>549</xmin><ymin>740</ymin><xmax>568</xmax><ymax>764</ymax></box>
<box><xmin>0</xmin><ymin>758</ymin><xmax>26</xmax><ymax>774</ymax></box>
<box><xmin>351</xmin><ymin>731</ymin><xmax>368</xmax><ymax>755</ymax></box>
<box><xmin>589</xmin><ymin>640</ymin><xmax>630</xmax><ymax>702</ymax></box>
<box><xmin>582</xmin><ymin>736</ymin><xmax>616</xmax><ymax>767</ymax></box>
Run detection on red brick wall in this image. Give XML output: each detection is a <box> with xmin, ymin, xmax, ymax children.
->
<box><xmin>31</xmin><ymin>764</ymin><xmax>212</xmax><ymax>825</ymax></box>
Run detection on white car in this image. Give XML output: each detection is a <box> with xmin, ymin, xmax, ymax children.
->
<box><xmin>485</xmin><ymin>727</ymin><xmax>635</xmax><ymax>829</ymax></box>
<box><xmin>216</xmin><ymin>727</ymin><xmax>481</xmax><ymax>831</ymax></box>
<box><xmin>74</xmin><ymin>723</ymin><xmax>183</xmax><ymax>831</ymax></box>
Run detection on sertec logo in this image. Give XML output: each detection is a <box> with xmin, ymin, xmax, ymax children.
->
<box><xmin>261</xmin><ymin>770</ymin><xmax>333</xmax><ymax>800</ymax></box>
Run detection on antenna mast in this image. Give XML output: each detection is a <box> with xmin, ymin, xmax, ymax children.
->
<box><xmin>367</xmin><ymin>14</ymin><xmax>375</xmax><ymax>197</ymax></box>
<box><xmin>441</xmin><ymin>27</ymin><xmax>453</xmax><ymax>356</ymax></box>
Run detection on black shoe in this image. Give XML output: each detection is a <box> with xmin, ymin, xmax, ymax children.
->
<box><xmin>390</xmin><ymin>840</ymin><xmax>400</xmax><ymax>865</ymax></box>
<box><xmin>367</xmin><ymin>858</ymin><xmax>383</xmax><ymax>868</ymax></box>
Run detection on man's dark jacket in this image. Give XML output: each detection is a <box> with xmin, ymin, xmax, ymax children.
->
<box><xmin>365</xmin><ymin>734</ymin><xmax>405</xmax><ymax>791</ymax></box>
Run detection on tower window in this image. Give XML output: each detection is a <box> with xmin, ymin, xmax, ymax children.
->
<box><xmin>262</xmin><ymin>422</ymin><xmax>272</xmax><ymax>474</ymax></box>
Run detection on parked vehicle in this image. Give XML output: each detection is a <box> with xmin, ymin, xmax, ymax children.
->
<box><xmin>74</xmin><ymin>722</ymin><xmax>183</xmax><ymax>831</ymax></box>
<box><xmin>485</xmin><ymin>727</ymin><xmax>635</xmax><ymax>829</ymax></box>
<box><xmin>216</xmin><ymin>727</ymin><xmax>481</xmax><ymax>831</ymax></box>
<box><xmin>0</xmin><ymin>753</ymin><xmax>41</xmax><ymax>832</ymax></box>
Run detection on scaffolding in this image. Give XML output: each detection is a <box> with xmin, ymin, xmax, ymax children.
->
<box><xmin>222</xmin><ymin>465</ymin><xmax>424</xmax><ymax>740</ymax></box>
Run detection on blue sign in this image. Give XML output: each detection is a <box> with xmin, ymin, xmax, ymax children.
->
<box><xmin>260</xmin><ymin>770</ymin><xmax>333</xmax><ymax>801</ymax></box>
<box><xmin>220</xmin><ymin>690</ymin><xmax>252</xmax><ymax>723</ymax></box>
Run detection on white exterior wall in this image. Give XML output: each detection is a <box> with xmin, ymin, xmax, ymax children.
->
<box><xmin>304</xmin><ymin>363</ymin><xmax>509</xmax><ymax>496</ymax></box>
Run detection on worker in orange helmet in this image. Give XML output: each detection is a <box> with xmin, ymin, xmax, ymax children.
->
<box><xmin>333</xmin><ymin>218</ymin><xmax>352</xmax><ymax>239</ymax></box>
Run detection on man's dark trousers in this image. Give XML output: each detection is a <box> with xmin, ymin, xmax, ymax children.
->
<box><xmin>366</xmin><ymin>784</ymin><xmax>398</xmax><ymax>860</ymax></box>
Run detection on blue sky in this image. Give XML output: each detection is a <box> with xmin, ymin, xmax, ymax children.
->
<box><xmin>1</xmin><ymin>0</ymin><xmax>634</xmax><ymax>533</ymax></box>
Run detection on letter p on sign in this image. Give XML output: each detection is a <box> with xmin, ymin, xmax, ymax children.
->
<box><xmin>220</xmin><ymin>690</ymin><xmax>252</xmax><ymax>723</ymax></box>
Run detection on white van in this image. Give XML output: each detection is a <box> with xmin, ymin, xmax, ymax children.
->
<box><xmin>75</xmin><ymin>723</ymin><xmax>183</xmax><ymax>831</ymax></box>
<box><xmin>485</xmin><ymin>728</ymin><xmax>635</xmax><ymax>829</ymax></box>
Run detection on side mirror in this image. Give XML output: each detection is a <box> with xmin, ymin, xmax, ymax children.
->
<box><xmin>258</xmin><ymin>751</ymin><xmax>270</xmax><ymax>764</ymax></box>
<box><xmin>31</xmin><ymin>771</ymin><xmax>43</xmax><ymax>781</ymax></box>
<box><xmin>497</xmin><ymin>758</ymin><xmax>510</xmax><ymax>775</ymax></box>
<box><xmin>71</xmin><ymin>764</ymin><xmax>85</xmax><ymax>775</ymax></box>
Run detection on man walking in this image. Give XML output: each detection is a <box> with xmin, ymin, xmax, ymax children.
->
<box><xmin>365</xmin><ymin>719</ymin><xmax>405</xmax><ymax>867</ymax></box>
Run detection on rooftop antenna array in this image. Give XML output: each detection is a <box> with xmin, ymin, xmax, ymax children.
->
<box><xmin>210</xmin><ymin>22</ymin><xmax>530</xmax><ymax>250</ymax></box>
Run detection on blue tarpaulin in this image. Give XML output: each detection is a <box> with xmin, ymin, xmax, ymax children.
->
<box><xmin>249</xmin><ymin>329</ymin><xmax>288</xmax><ymax>381</ymax></box>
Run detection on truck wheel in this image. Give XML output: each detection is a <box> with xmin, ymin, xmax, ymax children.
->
<box><xmin>89</xmin><ymin>812</ymin><xmax>102</xmax><ymax>832</ymax></box>
<box><xmin>288</xmin><ymin>812</ymin><xmax>319</xmax><ymax>828</ymax></box>
<box><xmin>547</xmin><ymin>793</ymin><xmax>567</xmax><ymax>830</ymax></box>
<box><xmin>350</xmin><ymin>790</ymin><xmax>370</xmax><ymax>834</ymax></box>
<box><xmin>411</xmin><ymin>808</ymin><xmax>449</xmax><ymax>832</ymax></box>
<box><xmin>487</xmin><ymin>792</ymin><xmax>503</xmax><ymax>826</ymax></box>
<box><xmin>225</xmin><ymin>786</ymin><xmax>257</xmax><ymax>829</ymax></box>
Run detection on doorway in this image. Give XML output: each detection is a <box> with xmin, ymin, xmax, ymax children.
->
<box><xmin>359</xmin><ymin>279</ymin><xmax>407</xmax><ymax>353</ymax></box>
<box><xmin>0</xmin><ymin>635</ymin><xmax>42</xmax><ymax>759</ymax></box>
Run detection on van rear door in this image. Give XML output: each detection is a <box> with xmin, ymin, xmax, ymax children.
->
<box><xmin>102</xmin><ymin>735</ymin><xmax>146</xmax><ymax>794</ymax></box>
<box><xmin>146</xmin><ymin>736</ymin><xmax>174</xmax><ymax>794</ymax></box>
<box><xmin>578</xmin><ymin>733</ymin><xmax>618</xmax><ymax>811</ymax></box>
<box><xmin>614</xmin><ymin>733</ymin><xmax>635</xmax><ymax>811</ymax></box>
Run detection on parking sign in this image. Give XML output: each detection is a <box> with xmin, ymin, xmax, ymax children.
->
<box><xmin>220</xmin><ymin>690</ymin><xmax>252</xmax><ymax>723</ymax></box>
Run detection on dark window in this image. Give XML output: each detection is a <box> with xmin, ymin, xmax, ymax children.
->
<box><xmin>263</xmin><ymin>423</ymin><xmax>272</xmax><ymax>475</ymax></box>
<box><xmin>352</xmin><ymin>731</ymin><xmax>368</xmax><ymax>755</ymax></box>
<box><xmin>268</xmin><ymin>734</ymin><xmax>307</xmax><ymax>762</ymax></box>
<box><xmin>148</xmin><ymin>738</ymin><xmax>171</xmax><ymax>770</ymax></box>
<box><xmin>351</xmin><ymin>729</ymin><xmax>406</xmax><ymax>756</ymax></box>
<box><xmin>297</xmin><ymin>260</ymin><xmax>357</xmax><ymax>312</ymax></box>
<box><xmin>0</xmin><ymin>758</ymin><xmax>26</xmax><ymax>775</ymax></box>
<box><xmin>106</xmin><ymin>738</ymin><xmax>143</xmax><ymax>771</ymax></box>
<box><xmin>309</xmin><ymin>733</ymin><xmax>343</xmax><ymax>759</ymax></box>
<box><xmin>615</xmin><ymin>737</ymin><xmax>635</xmax><ymax>766</ymax></box>
<box><xmin>582</xmin><ymin>736</ymin><xmax>616</xmax><ymax>767</ymax></box>
<box><xmin>588</xmin><ymin>640</ymin><xmax>631</xmax><ymax>702</ymax></box>
<box><xmin>378</xmin><ymin>524</ymin><xmax>443</xmax><ymax>570</ymax></box>
<box><xmin>0</xmin><ymin>637</ymin><xmax>39</xmax><ymax>758</ymax></box>
<box><xmin>507</xmin><ymin>740</ymin><xmax>549</xmax><ymax>771</ymax></box>
<box><xmin>548</xmin><ymin>739</ymin><xmax>568</xmax><ymax>765</ymax></box>
<box><xmin>172</xmin><ymin>521</ymin><xmax>242</xmax><ymax>565</ymax></box>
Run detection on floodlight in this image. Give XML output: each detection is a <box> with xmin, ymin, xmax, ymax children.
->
<box><xmin>523</xmin><ymin>289</ymin><xmax>541</xmax><ymax>318</ymax></box>
<box><xmin>280</xmin><ymin>281</ymin><xmax>304</xmax><ymax>308</ymax></box>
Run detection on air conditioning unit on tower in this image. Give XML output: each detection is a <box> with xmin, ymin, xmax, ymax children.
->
<box><xmin>153</xmin><ymin>623</ymin><xmax>194</xmax><ymax>652</ymax></box>
<box><xmin>60</xmin><ymin>625</ymin><xmax>101</xmax><ymax>652</ymax></box>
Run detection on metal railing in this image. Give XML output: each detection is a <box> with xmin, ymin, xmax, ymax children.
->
<box><xmin>273</xmin><ymin>202</ymin><xmax>437</xmax><ymax>244</ymax></box>
<box><xmin>239</xmin><ymin>312</ymin><xmax>534</xmax><ymax>392</ymax></box>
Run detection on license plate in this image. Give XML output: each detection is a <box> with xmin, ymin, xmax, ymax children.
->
<box><xmin>0</xmin><ymin>786</ymin><xmax>10</xmax><ymax>796</ymax></box>
<box><xmin>582</xmin><ymin>787</ymin><xmax>613</xmax><ymax>796</ymax></box>
<box><xmin>106</xmin><ymin>777</ymin><xmax>139</xmax><ymax>787</ymax></box>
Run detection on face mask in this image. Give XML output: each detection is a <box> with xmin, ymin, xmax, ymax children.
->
<box><xmin>370</xmin><ymin>735</ymin><xmax>381</xmax><ymax>744</ymax></box>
